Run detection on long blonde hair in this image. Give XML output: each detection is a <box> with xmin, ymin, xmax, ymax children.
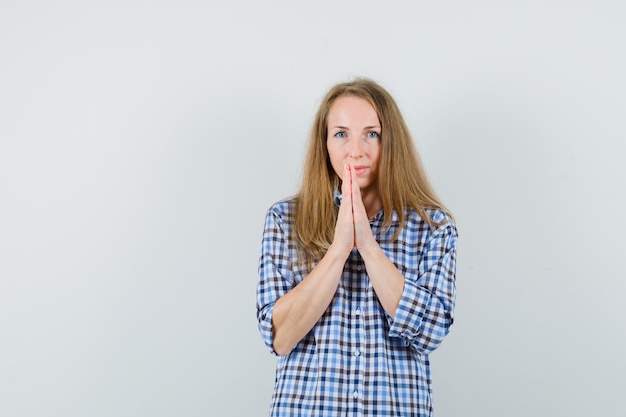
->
<box><xmin>293</xmin><ymin>77</ymin><xmax>451</xmax><ymax>265</ymax></box>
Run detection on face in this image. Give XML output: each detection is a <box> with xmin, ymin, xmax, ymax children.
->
<box><xmin>326</xmin><ymin>95</ymin><xmax>382</xmax><ymax>194</ymax></box>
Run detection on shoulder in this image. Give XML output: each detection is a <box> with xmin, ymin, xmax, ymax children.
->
<box><xmin>426</xmin><ymin>208</ymin><xmax>455</xmax><ymax>227</ymax></box>
<box><xmin>405</xmin><ymin>207</ymin><xmax>457</xmax><ymax>236</ymax></box>
<box><xmin>425</xmin><ymin>208</ymin><xmax>458</xmax><ymax>246</ymax></box>
<box><xmin>264</xmin><ymin>197</ymin><xmax>297</xmax><ymax>227</ymax></box>
<box><xmin>266</xmin><ymin>196</ymin><xmax>296</xmax><ymax>216</ymax></box>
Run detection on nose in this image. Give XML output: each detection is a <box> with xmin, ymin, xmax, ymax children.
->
<box><xmin>348</xmin><ymin>136</ymin><xmax>364</xmax><ymax>158</ymax></box>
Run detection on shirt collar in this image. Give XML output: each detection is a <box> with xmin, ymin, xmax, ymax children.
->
<box><xmin>333</xmin><ymin>187</ymin><xmax>342</xmax><ymax>207</ymax></box>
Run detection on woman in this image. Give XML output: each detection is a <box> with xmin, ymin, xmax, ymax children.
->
<box><xmin>256</xmin><ymin>77</ymin><xmax>457</xmax><ymax>416</ymax></box>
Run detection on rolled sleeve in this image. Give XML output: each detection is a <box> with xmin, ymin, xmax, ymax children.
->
<box><xmin>257</xmin><ymin>303</ymin><xmax>277</xmax><ymax>355</ymax></box>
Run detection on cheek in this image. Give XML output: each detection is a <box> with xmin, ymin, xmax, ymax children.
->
<box><xmin>333</xmin><ymin>158</ymin><xmax>344</xmax><ymax>178</ymax></box>
<box><xmin>327</xmin><ymin>147</ymin><xmax>343</xmax><ymax>170</ymax></box>
<box><xmin>370</xmin><ymin>147</ymin><xmax>382</xmax><ymax>167</ymax></box>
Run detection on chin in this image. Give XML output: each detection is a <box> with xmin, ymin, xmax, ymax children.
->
<box><xmin>357</xmin><ymin>180</ymin><xmax>374</xmax><ymax>190</ymax></box>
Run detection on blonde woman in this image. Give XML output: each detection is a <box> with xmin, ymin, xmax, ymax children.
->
<box><xmin>256</xmin><ymin>77</ymin><xmax>458</xmax><ymax>416</ymax></box>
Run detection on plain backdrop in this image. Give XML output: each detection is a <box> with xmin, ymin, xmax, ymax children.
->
<box><xmin>1</xmin><ymin>1</ymin><xmax>625</xmax><ymax>416</ymax></box>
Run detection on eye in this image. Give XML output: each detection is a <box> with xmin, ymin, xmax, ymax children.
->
<box><xmin>334</xmin><ymin>131</ymin><xmax>347</xmax><ymax>139</ymax></box>
<box><xmin>366</xmin><ymin>131</ymin><xmax>380</xmax><ymax>139</ymax></box>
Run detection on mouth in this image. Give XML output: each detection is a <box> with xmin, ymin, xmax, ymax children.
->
<box><xmin>353</xmin><ymin>166</ymin><xmax>368</xmax><ymax>175</ymax></box>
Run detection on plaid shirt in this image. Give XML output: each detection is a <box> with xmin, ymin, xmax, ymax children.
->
<box><xmin>256</xmin><ymin>196</ymin><xmax>457</xmax><ymax>417</ymax></box>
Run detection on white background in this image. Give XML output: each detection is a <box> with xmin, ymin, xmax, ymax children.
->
<box><xmin>1</xmin><ymin>1</ymin><xmax>625</xmax><ymax>416</ymax></box>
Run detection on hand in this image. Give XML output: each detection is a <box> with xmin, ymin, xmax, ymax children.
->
<box><xmin>331</xmin><ymin>163</ymin><xmax>356</xmax><ymax>255</ymax></box>
<box><xmin>331</xmin><ymin>163</ymin><xmax>377</xmax><ymax>255</ymax></box>
<box><xmin>348</xmin><ymin>164</ymin><xmax>377</xmax><ymax>252</ymax></box>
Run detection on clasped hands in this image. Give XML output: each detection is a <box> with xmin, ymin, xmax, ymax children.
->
<box><xmin>333</xmin><ymin>163</ymin><xmax>378</xmax><ymax>256</ymax></box>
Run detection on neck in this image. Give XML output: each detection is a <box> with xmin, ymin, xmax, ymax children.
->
<box><xmin>361</xmin><ymin>189</ymin><xmax>382</xmax><ymax>219</ymax></box>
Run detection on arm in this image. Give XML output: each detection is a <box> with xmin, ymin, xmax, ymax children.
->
<box><xmin>358</xmin><ymin>243</ymin><xmax>405</xmax><ymax>319</ymax></box>
<box><xmin>271</xmin><ymin>166</ymin><xmax>358</xmax><ymax>355</ymax></box>
<box><xmin>270</xmin><ymin>244</ymin><xmax>347</xmax><ymax>355</ymax></box>
<box><xmin>257</xmin><ymin>223</ymin><xmax>352</xmax><ymax>356</ymax></box>
<box><xmin>350</xmin><ymin>167</ymin><xmax>457</xmax><ymax>354</ymax></box>
<box><xmin>350</xmin><ymin>166</ymin><xmax>405</xmax><ymax>317</ymax></box>
<box><xmin>359</xmin><ymin>214</ymin><xmax>457</xmax><ymax>355</ymax></box>
<box><xmin>256</xmin><ymin>206</ymin><xmax>292</xmax><ymax>356</ymax></box>
<box><xmin>257</xmin><ymin>170</ymin><xmax>355</xmax><ymax>356</ymax></box>
<box><xmin>388</xmin><ymin>220</ymin><xmax>458</xmax><ymax>355</ymax></box>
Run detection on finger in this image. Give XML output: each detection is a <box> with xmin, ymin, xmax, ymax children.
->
<box><xmin>338</xmin><ymin>163</ymin><xmax>353</xmax><ymax>222</ymax></box>
<box><xmin>350</xmin><ymin>166</ymin><xmax>367</xmax><ymax>219</ymax></box>
<box><xmin>350</xmin><ymin>169</ymin><xmax>373</xmax><ymax>250</ymax></box>
<box><xmin>343</xmin><ymin>163</ymin><xmax>352</xmax><ymax>207</ymax></box>
<box><xmin>332</xmin><ymin>163</ymin><xmax>355</xmax><ymax>251</ymax></box>
<box><xmin>351</xmin><ymin>164</ymin><xmax>361</xmax><ymax>202</ymax></box>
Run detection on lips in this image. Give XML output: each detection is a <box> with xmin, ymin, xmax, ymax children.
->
<box><xmin>353</xmin><ymin>166</ymin><xmax>367</xmax><ymax>175</ymax></box>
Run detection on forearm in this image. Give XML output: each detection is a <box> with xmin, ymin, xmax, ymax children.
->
<box><xmin>271</xmin><ymin>245</ymin><xmax>349</xmax><ymax>355</ymax></box>
<box><xmin>359</xmin><ymin>242</ymin><xmax>404</xmax><ymax>319</ymax></box>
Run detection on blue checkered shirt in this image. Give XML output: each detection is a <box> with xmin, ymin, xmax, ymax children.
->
<box><xmin>256</xmin><ymin>196</ymin><xmax>457</xmax><ymax>417</ymax></box>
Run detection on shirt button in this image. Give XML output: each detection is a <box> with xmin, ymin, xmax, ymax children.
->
<box><xmin>403</xmin><ymin>339</ymin><xmax>410</xmax><ymax>346</ymax></box>
<box><xmin>353</xmin><ymin>391</ymin><xmax>359</xmax><ymax>399</ymax></box>
<box><xmin>354</xmin><ymin>350</ymin><xmax>360</xmax><ymax>357</ymax></box>
<box><xmin>355</xmin><ymin>309</ymin><xmax>361</xmax><ymax>316</ymax></box>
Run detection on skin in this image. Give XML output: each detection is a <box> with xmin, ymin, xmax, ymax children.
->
<box><xmin>271</xmin><ymin>96</ymin><xmax>406</xmax><ymax>356</ymax></box>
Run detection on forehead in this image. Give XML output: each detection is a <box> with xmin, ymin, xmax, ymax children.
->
<box><xmin>327</xmin><ymin>96</ymin><xmax>380</xmax><ymax>125</ymax></box>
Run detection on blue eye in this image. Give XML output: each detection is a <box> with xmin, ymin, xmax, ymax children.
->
<box><xmin>335</xmin><ymin>131</ymin><xmax>347</xmax><ymax>139</ymax></box>
<box><xmin>367</xmin><ymin>131</ymin><xmax>380</xmax><ymax>139</ymax></box>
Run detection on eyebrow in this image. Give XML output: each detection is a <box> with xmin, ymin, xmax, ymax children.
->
<box><xmin>329</xmin><ymin>125</ymin><xmax>381</xmax><ymax>130</ymax></box>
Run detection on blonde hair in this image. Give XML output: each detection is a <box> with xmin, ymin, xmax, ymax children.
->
<box><xmin>293</xmin><ymin>77</ymin><xmax>451</xmax><ymax>265</ymax></box>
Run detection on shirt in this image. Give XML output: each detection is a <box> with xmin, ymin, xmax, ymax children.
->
<box><xmin>256</xmin><ymin>195</ymin><xmax>457</xmax><ymax>417</ymax></box>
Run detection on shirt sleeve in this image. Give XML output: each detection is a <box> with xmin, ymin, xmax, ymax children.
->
<box><xmin>256</xmin><ymin>206</ymin><xmax>294</xmax><ymax>356</ymax></box>
<box><xmin>387</xmin><ymin>218</ymin><xmax>458</xmax><ymax>355</ymax></box>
